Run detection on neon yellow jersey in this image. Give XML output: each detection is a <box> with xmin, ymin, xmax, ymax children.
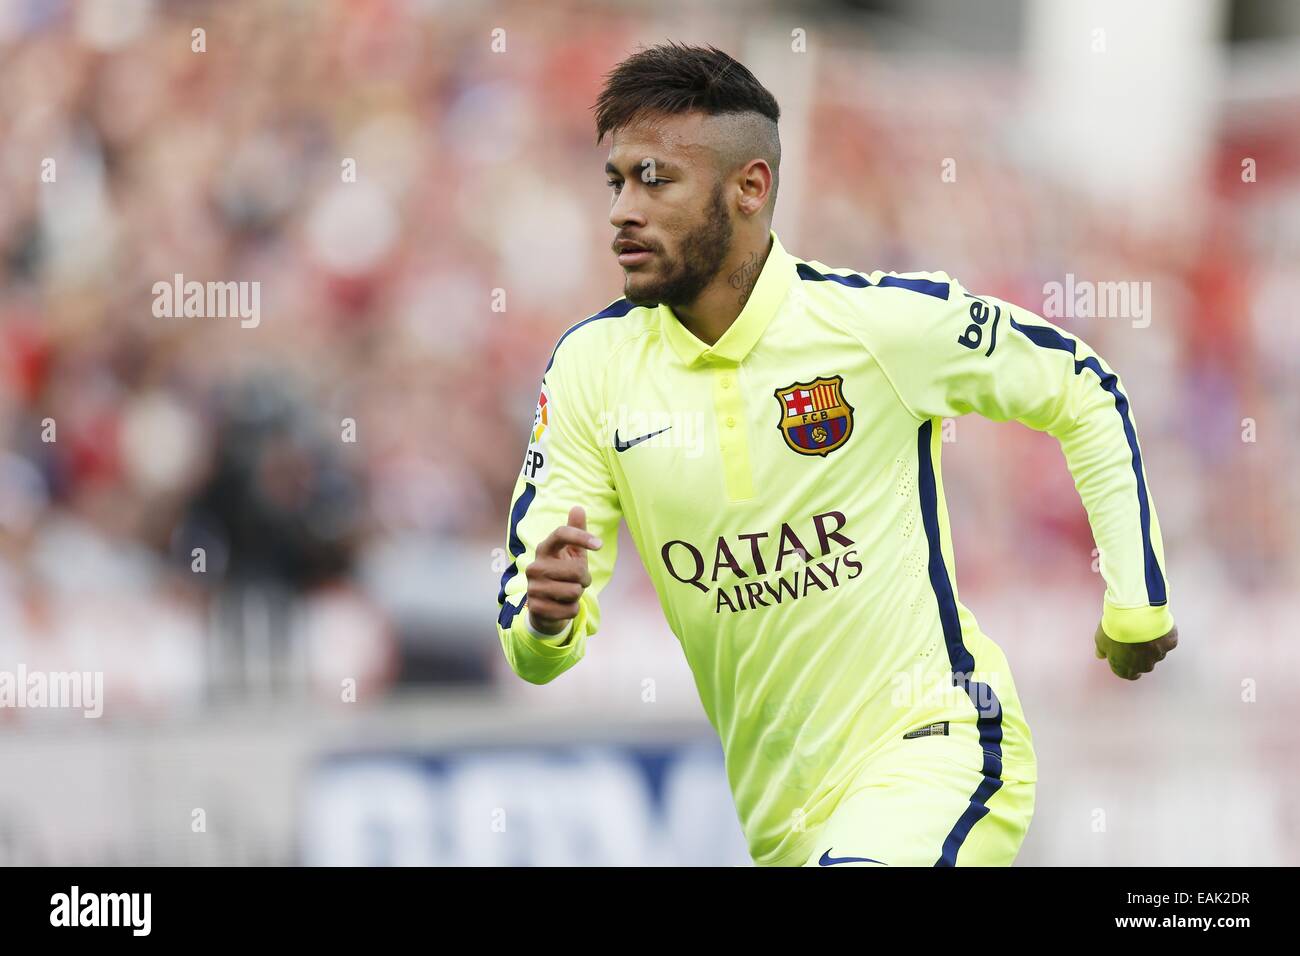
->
<box><xmin>496</xmin><ymin>230</ymin><xmax>1173</xmax><ymax>865</ymax></box>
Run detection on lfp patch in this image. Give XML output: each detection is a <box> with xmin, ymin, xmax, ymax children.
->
<box><xmin>774</xmin><ymin>375</ymin><xmax>854</xmax><ymax>457</ymax></box>
<box><xmin>531</xmin><ymin>385</ymin><xmax>550</xmax><ymax>444</ymax></box>
<box><xmin>522</xmin><ymin>382</ymin><xmax>552</xmax><ymax>483</ymax></box>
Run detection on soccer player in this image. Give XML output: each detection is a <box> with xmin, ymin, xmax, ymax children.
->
<box><xmin>495</xmin><ymin>42</ymin><xmax>1178</xmax><ymax>866</ymax></box>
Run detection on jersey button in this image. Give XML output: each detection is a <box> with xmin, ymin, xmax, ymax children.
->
<box><xmin>721</xmin><ymin>377</ymin><xmax>732</xmax><ymax>389</ymax></box>
<box><xmin>726</xmin><ymin>416</ymin><xmax>736</xmax><ymax>427</ymax></box>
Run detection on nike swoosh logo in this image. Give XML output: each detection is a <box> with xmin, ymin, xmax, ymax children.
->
<box><xmin>613</xmin><ymin>427</ymin><xmax>671</xmax><ymax>452</ymax></box>
<box><xmin>819</xmin><ymin>849</ymin><xmax>887</xmax><ymax>866</ymax></box>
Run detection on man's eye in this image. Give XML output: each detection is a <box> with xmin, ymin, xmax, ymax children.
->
<box><xmin>644</xmin><ymin>177</ymin><xmax>666</xmax><ymax>187</ymax></box>
<box><xmin>607</xmin><ymin>180</ymin><xmax>622</xmax><ymax>191</ymax></box>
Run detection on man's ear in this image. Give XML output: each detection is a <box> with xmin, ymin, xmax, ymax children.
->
<box><xmin>736</xmin><ymin>159</ymin><xmax>774</xmax><ymax>217</ymax></box>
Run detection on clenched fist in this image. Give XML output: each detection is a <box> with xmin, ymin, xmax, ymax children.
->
<box><xmin>1094</xmin><ymin>622</ymin><xmax>1178</xmax><ymax>680</ymax></box>
<box><xmin>525</xmin><ymin>506</ymin><xmax>603</xmax><ymax>636</ymax></box>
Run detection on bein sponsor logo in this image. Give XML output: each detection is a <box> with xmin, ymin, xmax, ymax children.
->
<box><xmin>152</xmin><ymin>272</ymin><xmax>261</xmax><ymax>328</ymax></box>
<box><xmin>1042</xmin><ymin>273</ymin><xmax>1151</xmax><ymax>328</ymax></box>
<box><xmin>50</xmin><ymin>886</ymin><xmax>151</xmax><ymax>936</ymax></box>
<box><xmin>0</xmin><ymin>664</ymin><xmax>103</xmax><ymax>718</ymax></box>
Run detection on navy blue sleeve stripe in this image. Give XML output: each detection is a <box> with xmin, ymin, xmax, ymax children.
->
<box><xmin>916</xmin><ymin>418</ymin><xmax>1006</xmax><ymax>866</ymax></box>
<box><xmin>877</xmin><ymin>275</ymin><xmax>952</xmax><ymax>298</ymax></box>
<box><xmin>1008</xmin><ymin>314</ymin><xmax>1168</xmax><ymax>607</ymax></box>
<box><xmin>497</xmin><ymin>482</ymin><xmax>537</xmax><ymax>629</ymax></box>
<box><xmin>797</xmin><ymin>262</ymin><xmax>870</xmax><ymax>287</ymax></box>
<box><xmin>916</xmin><ymin>419</ymin><xmax>976</xmax><ymax>678</ymax></box>
<box><xmin>543</xmin><ymin>298</ymin><xmax>637</xmax><ymax>374</ymax></box>
<box><xmin>795</xmin><ymin>262</ymin><xmax>950</xmax><ymax>299</ymax></box>
<box><xmin>508</xmin><ymin>297</ymin><xmax>631</xmax><ymax>629</ymax></box>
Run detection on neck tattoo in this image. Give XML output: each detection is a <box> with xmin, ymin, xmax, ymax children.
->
<box><xmin>728</xmin><ymin>250</ymin><xmax>763</xmax><ymax>308</ymax></box>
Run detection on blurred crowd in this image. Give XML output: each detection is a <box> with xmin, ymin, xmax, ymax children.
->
<box><xmin>0</xmin><ymin>0</ymin><xmax>1296</xmax><ymax>715</ymax></box>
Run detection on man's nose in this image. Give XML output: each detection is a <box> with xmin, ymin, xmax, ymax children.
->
<box><xmin>609</xmin><ymin>186</ymin><xmax>646</xmax><ymax>229</ymax></box>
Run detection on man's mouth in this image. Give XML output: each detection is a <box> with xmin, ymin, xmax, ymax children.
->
<box><xmin>614</xmin><ymin>240</ymin><xmax>655</xmax><ymax>267</ymax></box>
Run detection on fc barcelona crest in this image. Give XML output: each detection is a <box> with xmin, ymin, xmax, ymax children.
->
<box><xmin>774</xmin><ymin>375</ymin><xmax>854</xmax><ymax>457</ymax></box>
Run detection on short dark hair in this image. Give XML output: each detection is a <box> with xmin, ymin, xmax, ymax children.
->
<box><xmin>593</xmin><ymin>41</ymin><xmax>781</xmax><ymax>144</ymax></box>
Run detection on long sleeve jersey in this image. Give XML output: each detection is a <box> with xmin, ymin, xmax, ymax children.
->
<box><xmin>495</xmin><ymin>231</ymin><xmax>1173</xmax><ymax>865</ymax></box>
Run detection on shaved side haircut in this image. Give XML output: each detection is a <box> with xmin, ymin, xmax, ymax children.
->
<box><xmin>593</xmin><ymin>41</ymin><xmax>782</xmax><ymax>211</ymax></box>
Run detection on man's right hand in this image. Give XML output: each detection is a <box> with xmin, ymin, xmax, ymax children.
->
<box><xmin>525</xmin><ymin>506</ymin><xmax>603</xmax><ymax>636</ymax></box>
<box><xmin>1094</xmin><ymin>622</ymin><xmax>1178</xmax><ymax>680</ymax></box>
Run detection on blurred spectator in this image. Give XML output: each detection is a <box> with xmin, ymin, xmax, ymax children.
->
<box><xmin>0</xmin><ymin>0</ymin><xmax>1296</xmax><ymax>716</ymax></box>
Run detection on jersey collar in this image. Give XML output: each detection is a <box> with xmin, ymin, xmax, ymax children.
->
<box><xmin>658</xmin><ymin>229</ymin><xmax>795</xmax><ymax>367</ymax></box>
